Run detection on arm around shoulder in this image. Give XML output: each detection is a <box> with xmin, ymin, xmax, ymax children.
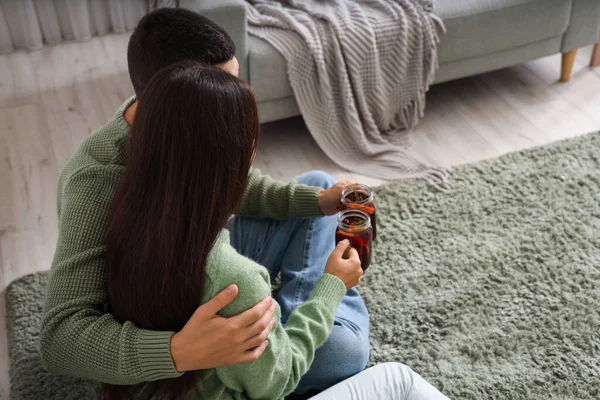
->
<box><xmin>40</xmin><ymin>166</ymin><xmax>181</xmax><ymax>384</ymax></box>
<box><xmin>209</xmin><ymin>246</ymin><xmax>346</xmax><ymax>399</ymax></box>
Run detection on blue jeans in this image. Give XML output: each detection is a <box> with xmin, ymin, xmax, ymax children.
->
<box><xmin>227</xmin><ymin>171</ymin><xmax>370</xmax><ymax>394</ymax></box>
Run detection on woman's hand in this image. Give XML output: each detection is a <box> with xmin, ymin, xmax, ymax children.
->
<box><xmin>324</xmin><ymin>240</ymin><xmax>363</xmax><ymax>290</ymax></box>
<box><xmin>317</xmin><ymin>180</ymin><xmax>357</xmax><ymax>215</ymax></box>
<box><xmin>170</xmin><ymin>285</ymin><xmax>276</xmax><ymax>372</ymax></box>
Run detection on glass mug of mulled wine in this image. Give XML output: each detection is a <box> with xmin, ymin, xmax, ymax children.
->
<box><xmin>336</xmin><ymin>209</ymin><xmax>372</xmax><ymax>271</ymax></box>
<box><xmin>340</xmin><ymin>183</ymin><xmax>377</xmax><ymax>240</ymax></box>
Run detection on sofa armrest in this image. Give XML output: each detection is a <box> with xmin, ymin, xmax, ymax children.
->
<box><xmin>562</xmin><ymin>0</ymin><xmax>600</xmax><ymax>52</ymax></box>
<box><xmin>179</xmin><ymin>0</ymin><xmax>249</xmax><ymax>81</ymax></box>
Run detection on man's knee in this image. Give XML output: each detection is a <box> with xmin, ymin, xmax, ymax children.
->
<box><xmin>296</xmin><ymin>170</ymin><xmax>337</xmax><ymax>190</ymax></box>
<box><xmin>376</xmin><ymin>362</ymin><xmax>419</xmax><ymax>393</ymax></box>
<box><xmin>374</xmin><ymin>362</ymin><xmax>414</xmax><ymax>378</ymax></box>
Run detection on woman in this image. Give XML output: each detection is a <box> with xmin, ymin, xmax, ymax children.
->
<box><xmin>105</xmin><ymin>61</ymin><xmax>448</xmax><ymax>400</ymax></box>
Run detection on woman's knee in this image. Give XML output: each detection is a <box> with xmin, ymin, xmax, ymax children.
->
<box><xmin>334</xmin><ymin>327</ymin><xmax>370</xmax><ymax>375</ymax></box>
<box><xmin>295</xmin><ymin>170</ymin><xmax>337</xmax><ymax>189</ymax></box>
<box><xmin>318</xmin><ymin>326</ymin><xmax>370</xmax><ymax>376</ymax></box>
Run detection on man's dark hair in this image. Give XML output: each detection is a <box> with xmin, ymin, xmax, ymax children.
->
<box><xmin>127</xmin><ymin>8</ymin><xmax>236</xmax><ymax>97</ymax></box>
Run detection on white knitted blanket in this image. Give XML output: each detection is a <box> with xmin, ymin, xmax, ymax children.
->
<box><xmin>245</xmin><ymin>0</ymin><xmax>448</xmax><ymax>184</ymax></box>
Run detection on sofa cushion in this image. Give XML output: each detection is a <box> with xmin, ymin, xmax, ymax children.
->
<box><xmin>248</xmin><ymin>0</ymin><xmax>572</xmax><ymax>103</ymax></box>
<box><xmin>249</xmin><ymin>35</ymin><xmax>292</xmax><ymax>103</ymax></box>
<box><xmin>434</xmin><ymin>0</ymin><xmax>571</xmax><ymax>63</ymax></box>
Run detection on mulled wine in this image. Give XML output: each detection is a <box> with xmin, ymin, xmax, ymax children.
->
<box><xmin>336</xmin><ymin>209</ymin><xmax>372</xmax><ymax>271</ymax></box>
<box><xmin>341</xmin><ymin>184</ymin><xmax>377</xmax><ymax>240</ymax></box>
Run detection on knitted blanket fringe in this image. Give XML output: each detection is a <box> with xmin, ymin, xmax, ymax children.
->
<box><xmin>245</xmin><ymin>0</ymin><xmax>449</xmax><ymax>187</ymax></box>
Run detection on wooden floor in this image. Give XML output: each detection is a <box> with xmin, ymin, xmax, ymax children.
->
<box><xmin>1</xmin><ymin>34</ymin><xmax>599</xmax><ymax>398</ymax></box>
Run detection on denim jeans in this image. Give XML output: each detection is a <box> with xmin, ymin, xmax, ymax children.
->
<box><xmin>226</xmin><ymin>171</ymin><xmax>370</xmax><ymax>394</ymax></box>
<box><xmin>309</xmin><ymin>363</ymin><xmax>450</xmax><ymax>400</ymax></box>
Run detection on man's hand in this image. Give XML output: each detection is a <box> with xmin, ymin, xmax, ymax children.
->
<box><xmin>317</xmin><ymin>180</ymin><xmax>357</xmax><ymax>215</ymax></box>
<box><xmin>170</xmin><ymin>285</ymin><xmax>276</xmax><ymax>372</ymax></box>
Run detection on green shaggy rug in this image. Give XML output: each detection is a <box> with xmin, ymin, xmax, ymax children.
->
<box><xmin>6</xmin><ymin>133</ymin><xmax>600</xmax><ymax>400</ymax></box>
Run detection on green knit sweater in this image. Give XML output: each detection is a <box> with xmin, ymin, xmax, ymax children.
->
<box><xmin>40</xmin><ymin>97</ymin><xmax>348</xmax><ymax>399</ymax></box>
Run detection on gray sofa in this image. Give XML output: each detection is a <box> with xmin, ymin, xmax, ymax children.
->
<box><xmin>182</xmin><ymin>0</ymin><xmax>600</xmax><ymax>124</ymax></box>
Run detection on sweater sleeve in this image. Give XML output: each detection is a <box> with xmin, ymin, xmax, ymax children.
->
<box><xmin>236</xmin><ymin>168</ymin><xmax>323</xmax><ymax>219</ymax></box>
<box><xmin>40</xmin><ymin>166</ymin><xmax>182</xmax><ymax>384</ymax></box>
<box><xmin>208</xmin><ymin>247</ymin><xmax>347</xmax><ymax>399</ymax></box>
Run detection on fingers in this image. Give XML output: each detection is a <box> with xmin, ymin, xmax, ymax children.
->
<box><xmin>244</xmin><ymin>318</ymin><xmax>276</xmax><ymax>350</ymax></box>
<box><xmin>347</xmin><ymin>247</ymin><xmax>361</xmax><ymax>265</ymax></box>
<box><xmin>331</xmin><ymin>239</ymin><xmax>350</xmax><ymax>258</ymax></box>
<box><xmin>231</xmin><ymin>296</ymin><xmax>272</xmax><ymax>327</ymax></box>
<box><xmin>349</xmin><ymin>275</ymin><xmax>363</xmax><ymax>289</ymax></box>
<box><xmin>338</xmin><ymin>180</ymin><xmax>357</xmax><ymax>188</ymax></box>
<box><xmin>244</xmin><ymin>303</ymin><xmax>276</xmax><ymax>339</ymax></box>
<box><xmin>347</xmin><ymin>247</ymin><xmax>363</xmax><ymax>288</ymax></box>
<box><xmin>194</xmin><ymin>284</ymin><xmax>239</xmax><ymax>317</ymax></box>
<box><xmin>241</xmin><ymin>340</ymin><xmax>269</xmax><ymax>364</ymax></box>
<box><xmin>342</xmin><ymin>245</ymin><xmax>351</xmax><ymax>259</ymax></box>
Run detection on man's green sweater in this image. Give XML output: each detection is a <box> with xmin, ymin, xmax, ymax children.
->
<box><xmin>40</xmin><ymin>97</ymin><xmax>348</xmax><ymax>399</ymax></box>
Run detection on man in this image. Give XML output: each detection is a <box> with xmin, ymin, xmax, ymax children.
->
<box><xmin>40</xmin><ymin>8</ymin><xmax>369</xmax><ymax>395</ymax></box>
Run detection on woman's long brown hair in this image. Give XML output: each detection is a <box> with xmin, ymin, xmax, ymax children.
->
<box><xmin>104</xmin><ymin>61</ymin><xmax>260</xmax><ymax>399</ymax></box>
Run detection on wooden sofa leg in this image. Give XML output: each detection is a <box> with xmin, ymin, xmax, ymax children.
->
<box><xmin>560</xmin><ymin>49</ymin><xmax>577</xmax><ymax>82</ymax></box>
<box><xmin>591</xmin><ymin>38</ymin><xmax>600</xmax><ymax>67</ymax></box>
